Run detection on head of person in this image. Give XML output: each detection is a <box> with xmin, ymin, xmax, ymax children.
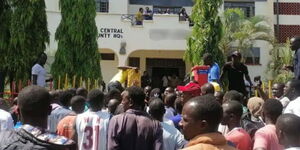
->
<box><xmin>17</xmin><ymin>85</ymin><xmax>51</xmax><ymax>128</ymax></box>
<box><xmin>247</xmin><ymin>97</ymin><xmax>264</xmax><ymax>118</ymax></box>
<box><xmin>49</xmin><ymin>90</ymin><xmax>61</xmax><ymax>104</ymax></box>
<box><xmin>272</xmin><ymin>83</ymin><xmax>285</xmax><ymax>98</ymax></box>
<box><xmin>276</xmin><ymin>114</ymin><xmax>300</xmax><ymax>148</ymax></box>
<box><xmin>150</xmin><ymin>88</ymin><xmax>161</xmax><ymax>99</ymax></box>
<box><xmin>107</xmin><ymin>81</ymin><xmax>124</xmax><ymax>93</ymax></box>
<box><xmin>107</xmin><ymin>99</ymin><xmax>121</xmax><ymax>115</ymax></box>
<box><xmin>290</xmin><ymin>36</ymin><xmax>300</xmax><ymax>51</ymax></box>
<box><xmin>201</xmin><ymin>83</ymin><xmax>215</xmax><ymax>95</ymax></box>
<box><xmin>59</xmin><ymin>90</ymin><xmax>73</xmax><ymax>107</ymax></box>
<box><xmin>143</xmin><ymin>71</ymin><xmax>149</xmax><ymax>76</ymax></box>
<box><xmin>144</xmin><ymin>86</ymin><xmax>152</xmax><ymax>103</ymax></box>
<box><xmin>0</xmin><ymin>98</ymin><xmax>9</xmax><ymax>111</ymax></box>
<box><xmin>262</xmin><ymin>99</ymin><xmax>283</xmax><ymax>124</ymax></box>
<box><xmin>203</xmin><ymin>53</ymin><xmax>213</xmax><ymax>66</ymax></box>
<box><xmin>106</xmin><ymin>88</ymin><xmax>121</xmax><ymax>101</ymax></box>
<box><xmin>76</xmin><ymin>87</ymin><xmax>88</xmax><ymax>98</ymax></box>
<box><xmin>87</xmin><ymin>89</ymin><xmax>104</xmax><ymax>111</ymax></box>
<box><xmin>223</xmin><ymin>90</ymin><xmax>243</xmax><ymax>104</ymax></box>
<box><xmin>139</xmin><ymin>8</ymin><xmax>143</xmax><ymax>13</ymax></box>
<box><xmin>145</xmin><ymin>7</ymin><xmax>149</xmax><ymax>11</ymax></box>
<box><xmin>164</xmin><ymin>87</ymin><xmax>175</xmax><ymax>96</ymax></box>
<box><xmin>164</xmin><ymin>93</ymin><xmax>177</xmax><ymax>108</ymax></box>
<box><xmin>37</xmin><ymin>53</ymin><xmax>47</xmax><ymax>66</ymax></box>
<box><xmin>231</xmin><ymin>51</ymin><xmax>242</xmax><ymax>64</ymax></box>
<box><xmin>180</xmin><ymin>95</ymin><xmax>222</xmax><ymax>140</ymax></box>
<box><xmin>70</xmin><ymin>96</ymin><xmax>85</xmax><ymax>114</ymax></box>
<box><xmin>214</xmin><ymin>91</ymin><xmax>224</xmax><ymax>104</ymax></box>
<box><xmin>121</xmin><ymin>86</ymin><xmax>145</xmax><ymax>111</ymax></box>
<box><xmin>284</xmin><ymin>80</ymin><xmax>300</xmax><ymax>100</ymax></box>
<box><xmin>177</xmin><ymin>82</ymin><xmax>201</xmax><ymax>105</ymax></box>
<box><xmin>221</xmin><ymin>101</ymin><xmax>243</xmax><ymax>128</ymax></box>
<box><xmin>174</xmin><ymin>97</ymin><xmax>183</xmax><ymax>115</ymax></box>
<box><xmin>67</xmin><ymin>88</ymin><xmax>77</xmax><ymax>97</ymax></box>
<box><xmin>284</xmin><ymin>81</ymin><xmax>292</xmax><ymax>96</ymax></box>
<box><xmin>149</xmin><ymin>98</ymin><xmax>165</xmax><ymax>122</ymax></box>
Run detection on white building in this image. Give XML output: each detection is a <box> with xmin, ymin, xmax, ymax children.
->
<box><xmin>45</xmin><ymin>0</ymin><xmax>297</xmax><ymax>87</ymax></box>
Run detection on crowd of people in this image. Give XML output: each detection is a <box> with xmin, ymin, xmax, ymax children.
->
<box><xmin>135</xmin><ymin>7</ymin><xmax>190</xmax><ymax>25</ymax></box>
<box><xmin>1</xmin><ymin>78</ymin><xmax>300</xmax><ymax>150</ymax></box>
<box><xmin>0</xmin><ymin>38</ymin><xmax>300</xmax><ymax>150</ymax></box>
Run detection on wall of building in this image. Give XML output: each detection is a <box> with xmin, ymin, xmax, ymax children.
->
<box><xmin>45</xmin><ymin>0</ymin><xmax>275</xmax><ymax>84</ymax></box>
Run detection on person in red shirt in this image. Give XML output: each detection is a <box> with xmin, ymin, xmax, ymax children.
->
<box><xmin>56</xmin><ymin>96</ymin><xmax>85</xmax><ymax>139</ymax></box>
<box><xmin>221</xmin><ymin>101</ymin><xmax>252</xmax><ymax>150</ymax></box>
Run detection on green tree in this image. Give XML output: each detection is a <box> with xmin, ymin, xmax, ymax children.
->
<box><xmin>8</xmin><ymin>0</ymin><xmax>49</xmax><ymax>80</ymax></box>
<box><xmin>184</xmin><ymin>0</ymin><xmax>224</xmax><ymax>66</ymax></box>
<box><xmin>0</xmin><ymin>0</ymin><xmax>11</xmax><ymax>96</ymax></box>
<box><xmin>220</xmin><ymin>9</ymin><xmax>273</xmax><ymax>61</ymax></box>
<box><xmin>267</xmin><ymin>40</ymin><xmax>293</xmax><ymax>83</ymax></box>
<box><xmin>51</xmin><ymin>0</ymin><xmax>102</xmax><ymax>88</ymax></box>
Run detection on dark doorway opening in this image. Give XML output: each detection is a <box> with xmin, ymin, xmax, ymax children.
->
<box><xmin>146</xmin><ymin>58</ymin><xmax>186</xmax><ymax>89</ymax></box>
<box><xmin>152</xmin><ymin>67</ymin><xmax>179</xmax><ymax>89</ymax></box>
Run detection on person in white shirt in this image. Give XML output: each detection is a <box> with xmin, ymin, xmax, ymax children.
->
<box><xmin>276</xmin><ymin>114</ymin><xmax>300</xmax><ymax>150</ymax></box>
<box><xmin>76</xmin><ymin>89</ymin><xmax>111</xmax><ymax>150</ymax></box>
<box><xmin>32</xmin><ymin>53</ymin><xmax>49</xmax><ymax>87</ymax></box>
<box><xmin>0</xmin><ymin>108</ymin><xmax>14</xmax><ymax>131</ymax></box>
<box><xmin>284</xmin><ymin>80</ymin><xmax>300</xmax><ymax>116</ymax></box>
<box><xmin>149</xmin><ymin>99</ymin><xmax>187</xmax><ymax>150</ymax></box>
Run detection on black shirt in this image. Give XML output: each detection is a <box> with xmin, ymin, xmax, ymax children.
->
<box><xmin>223</xmin><ymin>62</ymin><xmax>249</xmax><ymax>94</ymax></box>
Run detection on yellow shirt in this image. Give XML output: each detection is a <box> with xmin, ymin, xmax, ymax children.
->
<box><xmin>110</xmin><ymin>70</ymin><xmax>128</xmax><ymax>84</ymax></box>
<box><xmin>127</xmin><ymin>69</ymin><xmax>141</xmax><ymax>87</ymax></box>
<box><xmin>135</xmin><ymin>12</ymin><xmax>143</xmax><ymax>22</ymax></box>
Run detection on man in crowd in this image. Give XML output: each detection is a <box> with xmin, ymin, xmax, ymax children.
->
<box><xmin>149</xmin><ymin>99</ymin><xmax>187</xmax><ymax>150</ymax></box>
<box><xmin>180</xmin><ymin>95</ymin><xmax>237</xmax><ymax>150</ymax></box>
<box><xmin>107</xmin><ymin>86</ymin><xmax>163</xmax><ymax>150</ymax></box>
<box><xmin>0</xmin><ymin>98</ymin><xmax>14</xmax><ymax>131</ymax></box>
<box><xmin>285</xmin><ymin>80</ymin><xmax>300</xmax><ymax>116</ymax></box>
<box><xmin>276</xmin><ymin>114</ymin><xmax>300</xmax><ymax>150</ymax></box>
<box><xmin>203</xmin><ymin>53</ymin><xmax>220</xmax><ymax>83</ymax></box>
<box><xmin>0</xmin><ymin>86</ymin><xmax>75</xmax><ymax>149</ymax></box>
<box><xmin>289</xmin><ymin>36</ymin><xmax>300</xmax><ymax>79</ymax></box>
<box><xmin>221</xmin><ymin>101</ymin><xmax>252</xmax><ymax>150</ymax></box>
<box><xmin>141</xmin><ymin>71</ymin><xmax>151</xmax><ymax>88</ymax></box>
<box><xmin>220</xmin><ymin>51</ymin><xmax>252</xmax><ymax>96</ymax></box>
<box><xmin>76</xmin><ymin>89</ymin><xmax>111</xmax><ymax>150</ymax></box>
<box><xmin>48</xmin><ymin>90</ymin><xmax>75</xmax><ymax>133</ymax></box>
<box><xmin>57</xmin><ymin>95</ymin><xmax>85</xmax><ymax>139</ymax></box>
<box><xmin>201</xmin><ymin>83</ymin><xmax>215</xmax><ymax>96</ymax></box>
<box><xmin>177</xmin><ymin>82</ymin><xmax>201</xmax><ymax>105</ymax></box>
<box><xmin>253</xmin><ymin>99</ymin><xmax>283</xmax><ymax>150</ymax></box>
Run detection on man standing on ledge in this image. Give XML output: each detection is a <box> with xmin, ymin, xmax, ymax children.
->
<box><xmin>32</xmin><ymin>53</ymin><xmax>51</xmax><ymax>87</ymax></box>
<box><xmin>203</xmin><ymin>53</ymin><xmax>220</xmax><ymax>83</ymax></box>
<box><xmin>220</xmin><ymin>51</ymin><xmax>252</xmax><ymax>96</ymax></box>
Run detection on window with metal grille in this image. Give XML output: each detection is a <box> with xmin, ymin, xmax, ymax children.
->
<box><xmin>96</xmin><ymin>0</ymin><xmax>109</xmax><ymax>13</ymax></box>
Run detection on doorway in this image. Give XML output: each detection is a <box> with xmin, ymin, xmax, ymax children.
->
<box><xmin>146</xmin><ymin>58</ymin><xmax>186</xmax><ymax>89</ymax></box>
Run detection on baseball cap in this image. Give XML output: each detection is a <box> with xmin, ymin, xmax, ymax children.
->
<box><xmin>177</xmin><ymin>82</ymin><xmax>201</xmax><ymax>96</ymax></box>
<box><xmin>231</xmin><ymin>51</ymin><xmax>241</xmax><ymax>57</ymax></box>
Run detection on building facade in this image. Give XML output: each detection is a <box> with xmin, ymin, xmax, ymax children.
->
<box><xmin>44</xmin><ymin>0</ymin><xmax>298</xmax><ymax>87</ymax></box>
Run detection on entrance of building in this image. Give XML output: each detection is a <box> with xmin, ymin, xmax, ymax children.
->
<box><xmin>146</xmin><ymin>58</ymin><xmax>186</xmax><ymax>89</ymax></box>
